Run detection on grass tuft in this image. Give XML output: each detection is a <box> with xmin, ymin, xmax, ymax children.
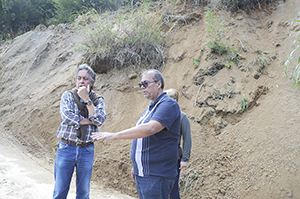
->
<box><xmin>75</xmin><ymin>3</ymin><xmax>166</xmax><ymax>73</ymax></box>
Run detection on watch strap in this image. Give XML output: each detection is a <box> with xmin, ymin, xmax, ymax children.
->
<box><xmin>86</xmin><ymin>99</ymin><xmax>92</xmax><ymax>105</ymax></box>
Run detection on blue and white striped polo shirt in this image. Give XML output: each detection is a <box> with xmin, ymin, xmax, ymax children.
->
<box><xmin>130</xmin><ymin>92</ymin><xmax>181</xmax><ymax>178</ymax></box>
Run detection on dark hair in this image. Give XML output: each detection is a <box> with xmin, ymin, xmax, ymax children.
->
<box><xmin>142</xmin><ymin>69</ymin><xmax>164</xmax><ymax>89</ymax></box>
<box><xmin>75</xmin><ymin>64</ymin><xmax>96</xmax><ymax>83</ymax></box>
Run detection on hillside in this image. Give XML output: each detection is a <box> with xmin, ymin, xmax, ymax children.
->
<box><xmin>1</xmin><ymin>0</ymin><xmax>300</xmax><ymax>198</ymax></box>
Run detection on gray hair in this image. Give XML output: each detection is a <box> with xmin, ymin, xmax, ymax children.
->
<box><xmin>165</xmin><ymin>88</ymin><xmax>178</xmax><ymax>101</ymax></box>
<box><xmin>75</xmin><ymin>64</ymin><xmax>96</xmax><ymax>83</ymax></box>
<box><xmin>142</xmin><ymin>69</ymin><xmax>165</xmax><ymax>89</ymax></box>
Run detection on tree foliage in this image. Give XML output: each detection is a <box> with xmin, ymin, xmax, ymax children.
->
<box><xmin>0</xmin><ymin>0</ymin><xmax>281</xmax><ymax>41</ymax></box>
<box><xmin>0</xmin><ymin>0</ymin><xmax>133</xmax><ymax>41</ymax></box>
<box><xmin>0</xmin><ymin>0</ymin><xmax>56</xmax><ymax>40</ymax></box>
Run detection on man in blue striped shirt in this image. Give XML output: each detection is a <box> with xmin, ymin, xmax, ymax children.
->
<box><xmin>92</xmin><ymin>69</ymin><xmax>181</xmax><ymax>199</ymax></box>
<box><xmin>53</xmin><ymin>64</ymin><xmax>106</xmax><ymax>199</ymax></box>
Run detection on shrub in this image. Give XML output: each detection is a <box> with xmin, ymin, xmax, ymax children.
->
<box><xmin>284</xmin><ymin>12</ymin><xmax>300</xmax><ymax>88</ymax></box>
<box><xmin>204</xmin><ymin>10</ymin><xmax>229</xmax><ymax>56</ymax></box>
<box><xmin>240</xmin><ymin>95</ymin><xmax>248</xmax><ymax>113</ymax></box>
<box><xmin>193</xmin><ymin>57</ymin><xmax>200</xmax><ymax>69</ymax></box>
<box><xmin>220</xmin><ymin>0</ymin><xmax>278</xmax><ymax>11</ymax></box>
<box><xmin>77</xmin><ymin>3</ymin><xmax>166</xmax><ymax>73</ymax></box>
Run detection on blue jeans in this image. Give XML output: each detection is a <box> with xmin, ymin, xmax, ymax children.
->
<box><xmin>53</xmin><ymin>140</ymin><xmax>95</xmax><ymax>199</ymax></box>
<box><xmin>169</xmin><ymin>159</ymin><xmax>181</xmax><ymax>199</ymax></box>
<box><xmin>135</xmin><ymin>175</ymin><xmax>176</xmax><ymax>199</ymax></box>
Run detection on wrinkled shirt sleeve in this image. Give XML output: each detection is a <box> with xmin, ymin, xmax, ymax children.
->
<box><xmin>60</xmin><ymin>91</ymin><xmax>80</xmax><ymax>129</ymax></box>
<box><xmin>181</xmin><ymin>113</ymin><xmax>192</xmax><ymax>162</ymax></box>
<box><xmin>88</xmin><ymin>97</ymin><xmax>106</xmax><ymax>126</ymax></box>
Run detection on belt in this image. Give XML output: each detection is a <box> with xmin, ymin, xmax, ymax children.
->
<box><xmin>61</xmin><ymin>138</ymin><xmax>93</xmax><ymax>147</ymax></box>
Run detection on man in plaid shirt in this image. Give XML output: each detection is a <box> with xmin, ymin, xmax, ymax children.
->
<box><xmin>53</xmin><ymin>64</ymin><xmax>106</xmax><ymax>199</ymax></box>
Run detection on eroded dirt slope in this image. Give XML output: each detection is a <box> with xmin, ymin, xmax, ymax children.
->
<box><xmin>0</xmin><ymin>0</ymin><xmax>300</xmax><ymax>198</ymax></box>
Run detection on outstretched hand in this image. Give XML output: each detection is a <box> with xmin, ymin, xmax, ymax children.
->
<box><xmin>91</xmin><ymin>132</ymin><xmax>117</xmax><ymax>141</ymax></box>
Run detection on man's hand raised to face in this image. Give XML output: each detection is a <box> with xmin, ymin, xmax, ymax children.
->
<box><xmin>77</xmin><ymin>84</ymin><xmax>90</xmax><ymax>102</ymax></box>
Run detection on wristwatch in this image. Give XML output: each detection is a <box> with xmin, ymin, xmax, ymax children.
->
<box><xmin>86</xmin><ymin>99</ymin><xmax>92</xmax><ymax>106</ymax></box>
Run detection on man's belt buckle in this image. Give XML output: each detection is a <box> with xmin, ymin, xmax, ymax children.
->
<box><xmin>76</xmin><ymin>142</ymin><xmax>83</xmax><ymax>147</ymax></box>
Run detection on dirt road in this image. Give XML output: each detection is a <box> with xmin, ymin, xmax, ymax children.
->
<box><xmin>0</xmin><ymin>135</ymin><xmax>136</xmax><ymax>199</ymax></box>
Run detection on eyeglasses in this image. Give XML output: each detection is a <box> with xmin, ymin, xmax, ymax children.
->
<box><xmin>138</xmin><ymin>80</ymin><xmax>157</xmax><ymax>88</ymax></box>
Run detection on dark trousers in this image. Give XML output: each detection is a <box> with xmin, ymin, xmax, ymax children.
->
<box><xmin>169</xmin><ymin>159</ymin><xmax>181</xmax><ymax>199</ymax></box>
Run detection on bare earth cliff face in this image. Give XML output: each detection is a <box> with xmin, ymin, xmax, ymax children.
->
<box><xmin>1</xmin><ymin>1</ymin><xmax>300</xmax><ymax>198</ymax></box>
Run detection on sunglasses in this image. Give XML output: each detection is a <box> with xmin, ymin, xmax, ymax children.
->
<box><xmin>138</xmin><ymin>80</ymin><xmax>157</xmax><ymax>88</ymax></box>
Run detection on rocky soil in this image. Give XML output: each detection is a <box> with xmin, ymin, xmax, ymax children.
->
<box><xmin>0</xmin><ymin>0</ymin><xmax>300</xmax><ymax>198</ymax></box>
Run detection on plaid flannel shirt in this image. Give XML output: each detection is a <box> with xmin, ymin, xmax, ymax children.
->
<box><xmin>56</xmin><ymin>90</ymin><xmax>106</xmax><ymax>143</ymax></box>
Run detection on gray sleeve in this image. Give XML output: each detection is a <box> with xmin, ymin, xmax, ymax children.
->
<box><xmin>180</xmin><ymin>112</ymin><xmax>192</xmax><ymax>162</ymax></box>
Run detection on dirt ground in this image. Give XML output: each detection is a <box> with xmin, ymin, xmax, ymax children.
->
<box><xmin>1</xmin><ymin>0</ymin><xmax>300</xmax><ymax>198</ymax></box>
<box><xmin>0</xmin><ymin>134</ymin><xmax>135</xmax><ymax>199</ymax></box>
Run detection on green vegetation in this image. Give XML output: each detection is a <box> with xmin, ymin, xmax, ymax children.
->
<box><xmin>51</xmin><ymin>0</ymin><xmax>127</xmax><ymax>24</ymax></box>
<box><xmin>0</xmin><ymin>0</ymin><xmax>145</xmax><ymax>41</ymax></box>
<box><xmin>253</xmin><ymin>56</ymin><xmax>267</xmax><ymax>72</ymax></box>
<box><xmin>0</xmin><ymin>0</ymin><xmax>281</xmax><ymax>42</ymax></box>
<box><xmin>204</xmin><ymin>10</ymin><xmax>229</xmax><ymax>56</ymax></box>
<box><xmin>0</xmin><ymin>0</ymin><xmax>56</xmax><ymax>40</ymax></box>
<box><xmin>225</xmin><ymin>47</ymin><xmax>241</xmax><ymax>65</ymax></box>
<box><xmin>240</xmin><ymin>95</ymin><xmax>248</xmax><ymax>113</ymax></box>
<box><xmin>76</xmin><ymin>3</ymin><xmax>166</xmax><ymax>72</ymax></box>
<box><xmin>202</xmin><ymin>68</ymin><xmax>209</xmax><ymax>75</ymax></box>
<box><xmin>194</xmin><ymin>0</ymin><xmax>277</xmax><ymax>69</ymax></box>
<box><xmin>181</xmin><ymin>169</ymin><xmax>202</xmax><ymax>197</ymax></box>
<box><xmin>220</xmin><ymin>0</ymin><xmax>279</xmax><ymax>11</ymax></box>
<box><xmin>183</xmin><ymin>69</ymin><xmax>190</xmax><ymax>78</ymax></box>
<box><xmin>194</xmin><ymin>9</ymin><xmax>240</xmax><ymax>70</ymax></box>
<box><xmin>193</xmin><ymin>57</ymin><xmax>201</xmax><ymax>69</ymax></box>
<box><xmin>0</xmin><ymin>0</ymin><xmax>282</xmax><ymax>74</ymax></box>
<box><xmin>284</xmin><ymin>12</ymin><xmax>300</xmax><ymax>88</ymax></box>
<box><xmin>225</xmin><ymin>62</ymin><xmax>233</xmax><ymax>68</ymax></box>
